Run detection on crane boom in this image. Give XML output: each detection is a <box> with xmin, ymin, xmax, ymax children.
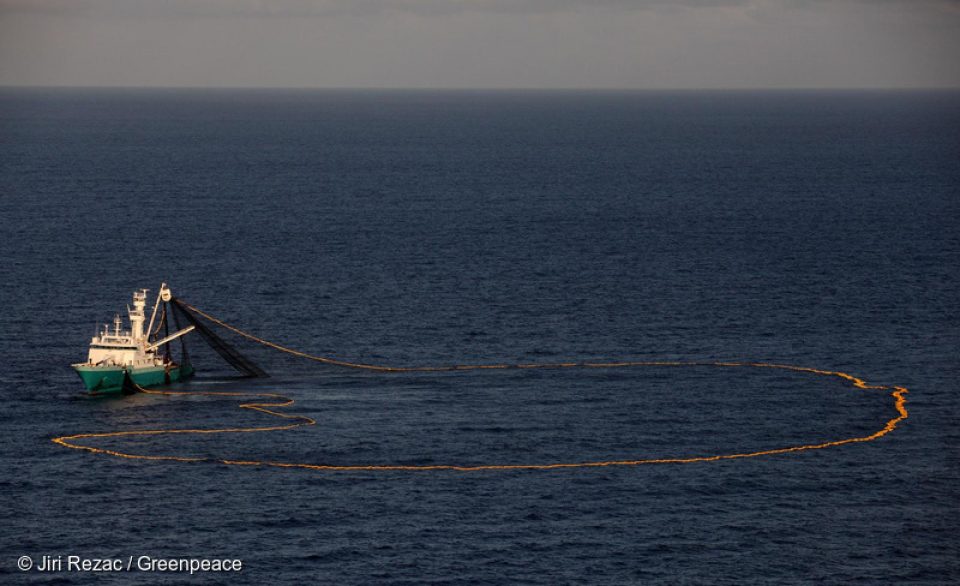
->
<box><xmin>145</xmin><ymin>325</ymin><xmax>195</xmax><ymax>352</ymax></box>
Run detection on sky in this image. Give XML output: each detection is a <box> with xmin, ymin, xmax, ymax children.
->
<box><xmin>0</xmin><ymin>0</ymin><xmax>958</xmax><ymax>89</ymax></box>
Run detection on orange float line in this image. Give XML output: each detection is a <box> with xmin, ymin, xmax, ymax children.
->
<box><xmin>52</xmin><ymin>358</ymin><xmax>909</xmax><ymax>473</ymax></box>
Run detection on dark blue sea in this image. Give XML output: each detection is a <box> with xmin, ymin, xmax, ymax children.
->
<box><xmin>1</xmin><ymin>89</ymin><xmax>958</xmax><ymax>584</ymax></box>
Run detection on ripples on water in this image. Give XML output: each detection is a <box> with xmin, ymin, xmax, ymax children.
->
<box><xmin>1</xmin><ymin>89</ymin><xmax>957</xmax><ymax>584</ymax></box>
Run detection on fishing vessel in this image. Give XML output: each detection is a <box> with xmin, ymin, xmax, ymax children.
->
<box><xmin>72</xmin><ymin>283</ymin><xmax>195</xmax><ymax>394</ymax></box>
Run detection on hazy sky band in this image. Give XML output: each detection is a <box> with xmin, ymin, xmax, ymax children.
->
<box><xmin>1</xmin><ymin>0</ymin><xmax>958</xmax><ymax>88</ymax></box>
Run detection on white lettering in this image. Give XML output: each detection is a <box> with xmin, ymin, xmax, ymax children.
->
<box><xmin>135</xmin><ymin>556</ymin><xmax>242</xmax><ymax>574</ymax></box>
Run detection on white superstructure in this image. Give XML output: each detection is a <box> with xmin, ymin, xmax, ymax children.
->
<box><xmin>80</xmin><ymin>284</ymin><xmax>194</xmax><ymax>369</ymax></box>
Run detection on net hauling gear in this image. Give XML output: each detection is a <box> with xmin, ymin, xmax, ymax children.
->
<box><xmin>170</xmin><ymin>298</ymin><xmax>267</xmax><ymax>378</ymax></box>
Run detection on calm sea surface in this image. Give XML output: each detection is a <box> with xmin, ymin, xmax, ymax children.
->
<box><xmin>1</xmin><ymin>89</ymin><xmax>958</xmax><ymax>584</ymax></box>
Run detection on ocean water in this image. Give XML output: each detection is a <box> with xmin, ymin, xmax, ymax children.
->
<box><xmin>1</xmin><ymin>88</ymin><xmax>958</xmax><ymax>584</ymax></box>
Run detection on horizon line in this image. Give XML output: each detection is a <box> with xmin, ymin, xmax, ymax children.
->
<box><xmin>2</xmin><ymin>84</ymin><xmax>959</xmax><ymax>92</ymax></box>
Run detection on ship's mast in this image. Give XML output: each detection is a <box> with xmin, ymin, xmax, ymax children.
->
<box><xmin>145</xmin><ymin>283</ymin><xmax>170</xmax><ymax>341</ymax></box>
<box><xmin>129</xmin><ymin>289</ymin><xmax>147</xmax><ymax>342</ymax></box>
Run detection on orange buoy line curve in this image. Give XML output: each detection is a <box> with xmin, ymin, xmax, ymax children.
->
<box><xmin>51</xmin><ymin>303</ymin><xmax>910</xmax><ymax>472</ymax></box>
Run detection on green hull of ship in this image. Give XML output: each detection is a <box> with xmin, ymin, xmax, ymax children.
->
<box><xmin>73</xmin><ymin>364</ymin><xmax>194</xmax><ymax>395</ymax></box>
